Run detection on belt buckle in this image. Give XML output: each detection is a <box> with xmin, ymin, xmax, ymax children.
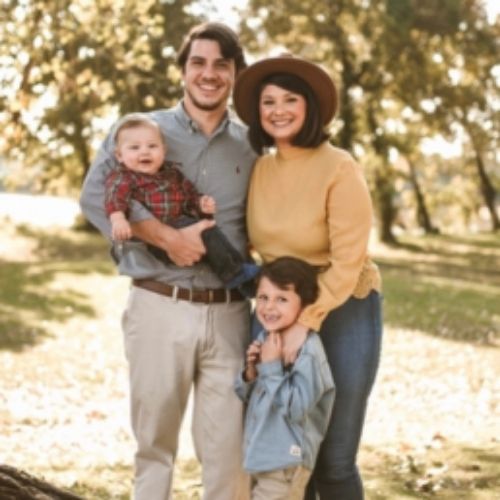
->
<box><xmin>188</xmin><ymin>288</ymin><xmax>193</xmax><ymax>302</ymax></box>
<box><xmin>225</xmin><ymin>289</ymin><xmax>231</xmax><ymax>304</ymax></box>
<box><xmin>207</xmin><ymin>289</ymin><xmax>213</xmax><ymax>303</ymax></box>
<box><xmin>172</xmin><ymin>285</ymin><xmax>179</xmax><ymax>302</ymax></box>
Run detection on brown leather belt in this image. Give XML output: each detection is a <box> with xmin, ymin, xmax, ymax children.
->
<box><xmin>132</xmin><ymin>279</ymin><xmax>245</xmax><ymax>304</ymax></box>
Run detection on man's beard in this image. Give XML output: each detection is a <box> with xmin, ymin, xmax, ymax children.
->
<box><xmin>185</xmin><ymin>88</ymin><xmax>226</xmax><ymax>112</ymax></box>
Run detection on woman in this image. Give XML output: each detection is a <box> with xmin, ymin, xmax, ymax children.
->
<box><xmin>233</xmin><ymin>55</ymin><xmax>383</xmax><ymax>499</ymax></box>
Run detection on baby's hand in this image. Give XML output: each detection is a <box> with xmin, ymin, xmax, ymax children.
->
<box><xmin>200</xmin><ymin>195</ymin><xmax>216</xmax><ymax>215</ymax></box>
<box><xmin>261</xmin><ymin>332</ymin><xmax>282</xmax><ymax>363</ymax></box>
<box><xmin>110</xmin><ymin>213</ymin><xmax>132</xmax><ymax>241</ymax></box>
<box><xmin>244</xmin><ymin>340</ymin><xmax>261</xmax><ymax>382</ymax></box>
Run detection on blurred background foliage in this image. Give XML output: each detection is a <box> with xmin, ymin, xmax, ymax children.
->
<box><xmin>0</xmin><ymin>0</ymin><xmax>498</xmax><ymax>242</ymax></box>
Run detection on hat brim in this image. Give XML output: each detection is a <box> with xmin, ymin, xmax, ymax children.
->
<box><xmin>233</xmin><ymin>56</ymin><xmax>337</xmax><ymax>126</ymax></box>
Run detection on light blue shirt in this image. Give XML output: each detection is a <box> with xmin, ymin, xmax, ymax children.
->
<box><xmin>80</xmin><ymin>102</ymin><xmax>256</xmax><ymax>288</ymax></box>
<box><xmin>234</xmin><ymin>331</ymin><xmax>335</xmax><ymax>473</ymax></box>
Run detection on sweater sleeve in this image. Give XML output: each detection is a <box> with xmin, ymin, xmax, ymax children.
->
<box><xmin>298</xmin><ymin>159</ymin><xmax>374</xmax><ymax>331</ymax></box>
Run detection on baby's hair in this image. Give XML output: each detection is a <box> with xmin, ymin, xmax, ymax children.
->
<box><xmin>112</xmin><ymin>112</ymin><xmax>165</xmax><ymax>146</ymax></box>
<box><xmin>257</xmin><ymin>256</ymin><xmax>319</xmax><ymax>307</ymax></box>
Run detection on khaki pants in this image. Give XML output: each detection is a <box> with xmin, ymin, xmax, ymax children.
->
<box><xmin>251</xmin><ymin>466</ymin><xmax>311</xmax><ymax>500</ymax></box>
<box><xmin>122</xmin><ymin>286</ymin><xmax>251</xmax><ymax>500</ymax></box>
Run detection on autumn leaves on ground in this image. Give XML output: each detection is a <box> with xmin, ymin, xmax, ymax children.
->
<box><xmin>0</xmin><ymin>202</ymin><xmax>498</xmax><ymax>499</ymax></box>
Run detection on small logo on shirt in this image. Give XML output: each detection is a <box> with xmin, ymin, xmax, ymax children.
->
<box><xmin>236</xmin><ymin>165</ymin><xmax>240</xmax><ymax>174</ymax></box>
<box><xmin>289</xmin><ymin>445</ymin><xmax>302</xmax><ymax>457</ymax></box>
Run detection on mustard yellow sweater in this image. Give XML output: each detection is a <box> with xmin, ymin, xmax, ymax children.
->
<box><xmin>247</xmin><ymin>142</ymin><xmax>381</xmax><ymax>331</ymax></box>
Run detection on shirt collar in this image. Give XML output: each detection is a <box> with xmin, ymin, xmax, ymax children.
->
<box><xmin>174</xmin><ymin>100</ymin><xmax>230</xmax><ymax>136</ymax></box>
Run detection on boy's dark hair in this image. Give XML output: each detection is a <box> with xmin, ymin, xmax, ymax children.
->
<box><xmin>176</xmin><ymin>22</ymin><xmax>246</xmax><ymax>74</ymax></box>
<box><xmin>257</xmin><ymin>256</ymin><xmax>319</xmax><ymax>307</ymax></box>
<box><xmin>248</xmin><ymin>73</ymin><xmax>330</xmax><ymax>154</ymax></box>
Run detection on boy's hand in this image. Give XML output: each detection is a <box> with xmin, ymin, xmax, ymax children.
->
<box><xmin>199</xmin><ymin>195</ymin><xmax>216</xmax><ymax>215</ymax></box>
<box><xmin>244</xmin><ymin>340</ymin><xmax>261</xmax><ymax>382</ymax></box>
<box><xmin>261</xmin><ymin>331</ymin><xmax>282</xmax><ymax>363</ymax></box>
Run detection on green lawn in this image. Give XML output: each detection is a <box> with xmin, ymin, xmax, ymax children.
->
<box><xmin>374</xmin><ymin>233</ymin><xmax>500</xmax><ymax>345</ymax></box>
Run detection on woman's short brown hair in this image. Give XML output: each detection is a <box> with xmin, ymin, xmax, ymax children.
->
<box><xmin>248</xmin><ymin>73</ymin><xmax>330</xmax><ymax>154</ymax></box>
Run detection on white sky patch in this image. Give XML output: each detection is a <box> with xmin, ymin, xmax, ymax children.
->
<box><xmin>421</xmin><ymin>135</ymin><xmax>463</xmax><ymax>159</ymax></box>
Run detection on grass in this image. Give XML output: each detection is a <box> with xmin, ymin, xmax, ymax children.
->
<box><xmin>0</xmin><ymin>223</ymin><xmax>114</xmax><ymax>350</ymax></box>
<box><xmin>0</xmin><ymin>217</ymin><xmax>498</xmax><ymax>499</ymax></box>
<box><xmin>373</xmin><ymin>233</ymin><xmax>500</xmax><ymax>345</ymax></box>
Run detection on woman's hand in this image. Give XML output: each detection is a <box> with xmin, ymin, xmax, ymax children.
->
<box><xmin>281</xmin><ymin>322</ymin><xmax>309</xmax><ymax>365</ymax></box>
<box><xmin>261</xmin><ymin>331</ymin><xmax>282</xmax><ymax>363</ymax></box>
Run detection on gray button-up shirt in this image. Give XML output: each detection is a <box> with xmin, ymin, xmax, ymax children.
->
<box><xmin>80</xmin><ymin>102</ymin><xmax>256</xmax><ymax>289</ymax></box>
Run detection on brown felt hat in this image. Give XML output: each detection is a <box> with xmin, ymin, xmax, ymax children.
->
<box><xmin>233</xmin><ymin>54</ymin><xmax>337</xmax><ymax>126</ymax></box>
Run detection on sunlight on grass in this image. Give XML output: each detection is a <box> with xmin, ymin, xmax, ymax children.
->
<box><xmin>0</xmin><ymin>193</ymin><xmax>80</xmax><ymax>228</ymax></box>
<box><xmin>1</xmin><ymin>218</ymin><xmax>498</xmax><ymax>499</ymax></box>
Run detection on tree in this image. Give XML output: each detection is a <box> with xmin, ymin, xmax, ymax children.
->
<box><xmin>0</xmin><ymin>0</ymin><xmax>201</xmax><ymax>194</ymax></box>
<box><xmin>385</xmin><ymin>0</ymin><xmax>499</xmax><ymax>231</ymax></box>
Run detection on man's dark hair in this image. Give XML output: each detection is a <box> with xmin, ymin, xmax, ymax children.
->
<box><xmin>176</xmin><ymin>22</ymin><xmax>246</xmax><ymax>74</ymax></box>
<box><xmin>257</xmin><ymin>256</ymin><xmax>319</xmax><ymax>307</ymax></box>
<box><xmin>248</xmin><ymin>73</ymin><xmax>330</xmax><ymax>154</ymax></box>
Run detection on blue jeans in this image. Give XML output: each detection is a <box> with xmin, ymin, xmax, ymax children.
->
<box><xmin>304</xmin><ymin>290</ymin><xmax>383</xmax><ymax>500</ymax></box>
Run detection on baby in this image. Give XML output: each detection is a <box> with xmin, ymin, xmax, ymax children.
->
<box><xmin>104</xmin><ymin>112</ymin><xmax>258</xmax><ymax>291</ymax></box>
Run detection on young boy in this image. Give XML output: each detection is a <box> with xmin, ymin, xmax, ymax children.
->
<box><xmin>104</xmin><ymin>112</ymin><xmax>258</xmax><ymax>290</ymax></box>
<box><xmin>234</xmin><ymin>256</ymin><xmax>335</xmax><ymax>500</ymax></box>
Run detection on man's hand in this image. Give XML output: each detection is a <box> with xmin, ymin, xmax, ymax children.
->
<box><xmin>281</xmin><ymin>323</ymin><xmax>309</xmax><ymax>366</ymax></box>
<box><xmin>131</xmin><ymin>217</ymin><xmax>215</xmax><ymax>266</ymax></box>
<box><xmin>164</xmin><ymin>219</ymin><xmax>216</xmax><ymax>266</ymax></box>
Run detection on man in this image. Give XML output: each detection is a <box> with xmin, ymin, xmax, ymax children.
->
<box><xmin>80</xmin><ymin>22</ymin><xmax>256</xmax><ymax>500</ymax></box>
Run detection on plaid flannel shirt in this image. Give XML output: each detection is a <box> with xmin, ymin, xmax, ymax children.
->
<box><xmin>104</xmin><ymin>161</ymin><xmax>204</xmax><ymax>223</ymax></box>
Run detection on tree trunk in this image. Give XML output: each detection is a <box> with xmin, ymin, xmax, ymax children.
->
<box><xmin>474</xmin><ymin>151</ymin><xmax>499</xmax><ymax>231</ymax></box>
<box><xmin>374</xmin><ymin>168</ymin><xmax>397</xmax><ymax>244</ymax></box>
<box><xmin>367</xmin><ymin>105</ymin><xmax>397</xmax><ymax>244</ymax></box>
<box><xmin>463</xmin><ymin>123</ymin><xmax>500</xmax><ymax>231</ymax></box>
<box><xmin>408</xmin><ymin>159</ymin><xmax>439</xmax><ymax>234</ymax></box>
<box><xmin>0</xmin><ymin>465</ymin><xmax>83</xmax><ymax>500</ymax></box>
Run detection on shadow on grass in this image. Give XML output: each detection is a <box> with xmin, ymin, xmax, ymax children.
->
<box><xmin>16</xmin><ymin>224</ymin><xmax>114</xmax><ymax>263</ymax></box>
<box><xmin>66</xmin><ymin>459</ymin><xmax>202</xmax><ymax>500</ymax></box>
<box><xmin>67</xmin><ymin>464</ymin><xmax>132</xmax><ymax>500</ymax></box>
<box><xmin>0</xmin><ymin>226</ymin><xmax>116</xmax><ymax>351</ymax></box>
<box><xmin>375</xmin><ymin>233</ymin><xmax>500</xmax><ymax>346</ymax></box>
<box><xmin>362</xmin><ymin>442</ymin><xmax>500</xmax><ymax>499</ymax></box>
<box><xmin>64</xmin><ymin>444</ymin><xmax>500</xmax><ymax>500</ymax></box>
